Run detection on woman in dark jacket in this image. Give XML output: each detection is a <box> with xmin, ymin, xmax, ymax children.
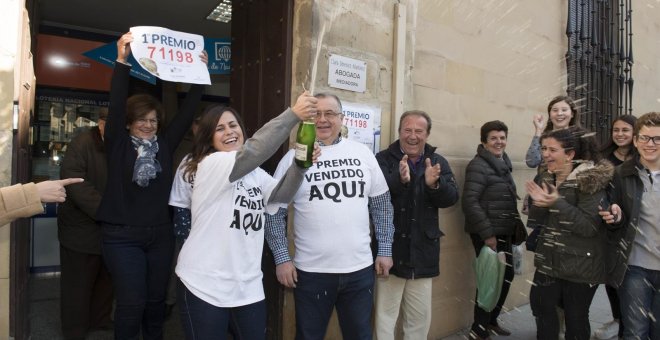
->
<box><xmin>593</xmin><ymin>115</ymin><xmax>636</xmax><ymax>339</ymax></box>
<box><xmin>463</xmin><ymin>120</ymin><xmax>524</xmax><ymax>340</ymax></box>
<box><xmin>526</xmin><ymin>127</ymin><xmax>614</xmax><ymax>340</ymax></box>
<box><xmin>95</xmin><ymin>32</ymin><xmax>205</xmax><ymax>339</ymax></box>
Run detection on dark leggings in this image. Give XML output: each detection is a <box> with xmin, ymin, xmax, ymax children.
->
<box><xmin>605</xmin><ymin>284</ymin><xmax>625</xmax><ymax>336</ymax></box>
<box><xmin>530</xmin><ymin>271</ymin><xmax>598</xmax><ymax>340</ymax></box>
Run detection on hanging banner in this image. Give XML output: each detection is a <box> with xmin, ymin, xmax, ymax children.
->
<box><xmin>129</xmin><ymin>26</ymin><xmax>211</xmax><ymax>85</ymax></box>
<box><xmin>83</xmin><ymin>42</ymin><xmax>157</xmax><ymax>85</ymax></box>
<box><xmin>341</xmin><ymin>101</ymin><xmax>381</xmax><ymax>154</ymax></box>
<box><xmin>206</xmin><ymin>38</ymin><xmax>231</xmax><ymax>74</ymax></box>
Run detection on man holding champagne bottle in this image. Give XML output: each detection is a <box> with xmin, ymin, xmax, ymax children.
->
<box><xmin>265</xmin><ymin>93</ymin><xmax>394</xmax><ymax>340</ymax></box>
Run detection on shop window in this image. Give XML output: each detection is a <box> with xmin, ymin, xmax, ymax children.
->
<box><xmin>32</xmin><ymin>89</ymin><xmax>108</xmax><ymax>182</ymax></box>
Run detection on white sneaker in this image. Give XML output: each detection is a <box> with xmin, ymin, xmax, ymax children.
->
<box><xmin>594</xmin><ymin>320</ymin><xmax>620</xmax><ymax>339</ymax></box>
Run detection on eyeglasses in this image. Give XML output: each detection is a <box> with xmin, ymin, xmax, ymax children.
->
<box><xmin>637</xmin><ymin>135</ymin><xmax>660</xmax><ymax>145</ymax></box>
<box><xmin>315</xmin><ymin>110</ymin><xmax>342</xmax><ymax>120</ymax></box>
<box><xmin>136</xmin><ymin>118</ymin><xmax>158</xmax><ymax>126</ymax></box>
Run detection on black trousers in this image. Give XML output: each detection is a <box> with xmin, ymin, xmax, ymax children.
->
<box><xmin>530</xmin><ymin>271</ymin><xmax>598</xmax><ymax>340</ymax></box>
<box><xmin>470</xmin><ymin>234</ymin><xmax>514</xmax><ymax>338</ymax></box>
<box><xmin>60</xmin><ymin>245</ymin><xmax>114</xmax><ymax>339</ymax></box>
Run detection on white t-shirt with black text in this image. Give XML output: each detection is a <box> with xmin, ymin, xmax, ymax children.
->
<box><xmin>273</xmin><ymin>139</ymin><xmax>389</xmax><ymax>273</ymax></box>
<box><xmin>176</xmin><ymin>151</ymin><xmax>278</xmax><ymax>307</ymax></box>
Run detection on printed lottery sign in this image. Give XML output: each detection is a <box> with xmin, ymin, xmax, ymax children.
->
<box><xmin>341</xmin><ymin>102</ymin><xmax>381</xmax><ymax>154</ymax></box>
<box><xmin>129</xmin><ymin>26</ymin><xmax>211</xmax><ymax>85</ymax></box>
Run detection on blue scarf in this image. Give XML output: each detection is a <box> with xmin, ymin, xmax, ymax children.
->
<box><xmin>130</xmin><ymin>135</ymin><xmax>162</xmax><ymax>187</ymax></box>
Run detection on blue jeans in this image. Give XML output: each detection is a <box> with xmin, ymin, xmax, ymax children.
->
<box><xmin>178</xmin><ymin>281</ymin><xmax>266</xmax><ymax>340</ymax></box>
<box><xmin>619</xmin><ymin>265</ymin><xmax>660</xmax><ymax>340</ymax></box>
<box><xmin>102</xmin><ymin>223</ymin><xmax>174</xmax><ymax>340</ymax></box>
<box><xmin>294</xmin><ymin>265</ymin><xmax>374</xmax><ymax>340</ymax></box>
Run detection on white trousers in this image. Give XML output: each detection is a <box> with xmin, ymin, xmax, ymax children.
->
<box><xmin>375</xmin><ymin>275</ymin><xmax>433</xmax><ymax>340</ymax></box>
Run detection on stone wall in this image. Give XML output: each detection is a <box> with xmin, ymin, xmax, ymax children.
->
<box><xmin>411</xmin><ymin>0</ymin><xmax>568</xmax><ymax>336</ymax></box>
<box><xmin>631</xmin><ymin>1</ymin><xmax>660</xmax><ymax>116</ymax></box>
<box><xmin>288</xmin><ymin>0</ymin><xmax>563</xmax><ymax>338</ymax></box>
<box><xmin>288</xmin><ymin>0</ymin><xmax>660</xmax><ymax>338</ymax></box>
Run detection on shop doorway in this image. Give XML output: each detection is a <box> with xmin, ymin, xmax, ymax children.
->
<box><xmin>15</xmin><ymin>0</ymin><xmax>294</xmax><ymax>338</ymax></box>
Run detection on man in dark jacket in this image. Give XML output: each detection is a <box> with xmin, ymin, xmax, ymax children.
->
<box><xmin>374</xmin><ymin>110</ymin><xmax>459</xmax><ymax>340</ymax></box>
<box><xmin>463</xmin><ymin>120</ymin><xmax>524</xmax><ymax>340</ymax></box>
<box><xmin>57</xmin><ymin>110</ymin><xmax>113</xmax><ymax>339</ymax></box>
<box><xmin>600</xmin><ymin>112</ymin><xmax>660</xmax><ymax>340</ymax></box>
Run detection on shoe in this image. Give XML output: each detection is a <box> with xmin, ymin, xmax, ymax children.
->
<box><xmin>594</xmin><ymin>320</ymin><xmax>620</xmax><ymax>339</ymax></box>
<box><xmin>487</xmin><ymin>324</ymin><xmax>512</xmax><ymax>336</ymax></box>
<box><xmin>468</xmin><ymin>331</ymin><xmax>492</xmax><ymax>340</ymax></box>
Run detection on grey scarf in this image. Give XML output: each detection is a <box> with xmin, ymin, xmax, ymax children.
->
<box><xmin>130</xmin><ymin>135</ymin><xmax>162</xmax><ymax>187</ymax></box>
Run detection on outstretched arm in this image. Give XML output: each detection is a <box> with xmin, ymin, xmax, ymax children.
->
<box><xmin>229</xmin><ymin>92</ymin><xmax>317</xmax><ymax>181</ymax></box>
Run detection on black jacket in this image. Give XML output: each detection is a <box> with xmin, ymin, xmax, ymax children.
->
<box><xmin>528</xmin><ymin>160</ymin><xmax>614</xmax><ymax>284</ymax></box>
<box><xmin>376</xmin><ymin>141</ymin><xmax>459</xmax><ymax>279</ymax></box>
<box><xmin>96</xmin><ymin>62</ymin><xmax>203</xmax><ymax>226</ymax></box>
<box><xmin>462</xmin><ymin>145</ymin><xmax>523</xmax><ymax>240</ymax></box>
<box><xmin>606</xmin><ymin>156</ymin><xmax>646</xmax><ymax>288</ymax></box>
<box><xmin>58</xmin><ymin>127</ymin><xmax>107</xmax><ymax>254</ymax></box>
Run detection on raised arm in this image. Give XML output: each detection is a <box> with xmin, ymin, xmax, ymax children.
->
<box><xmin>164</xmin><ymin>51</ymin><xmax>208</xmax><ymax>151</ymax></box>
<box><xmin>229</xmin><ymin>92</ymin><xmax>317</xmax><ymax>181</ymax></box>
<box><xmin>525</xmin><ymin>136</ymin><xmax>542</xmax><ymax>168</ymax></box>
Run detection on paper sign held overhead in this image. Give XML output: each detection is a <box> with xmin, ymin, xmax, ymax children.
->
<box><xmin>328</xmin><ymin>54</ymin><xmax>366</xmax><ymax>93</ymax></box>
<box><xmin>129</xmin><ymin>26</ymin><xmax>211</xmax><ymax>85</ymax></box>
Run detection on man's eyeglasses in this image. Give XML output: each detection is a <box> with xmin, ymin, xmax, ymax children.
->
<box><xmin>316</xmin><ymin>111</ymin><xmax>342</xmax><ymax>119</ymax></box>
<box><xmin>637</xmin><ymin>135</ymin><xmax>660</xmax><ymax>145</ymax></box>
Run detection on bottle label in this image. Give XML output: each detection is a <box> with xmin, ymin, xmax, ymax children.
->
<box><xmin>294</xmin><ymin>143</ymin><xmax>309</xmax><ymax>161</ymax></box>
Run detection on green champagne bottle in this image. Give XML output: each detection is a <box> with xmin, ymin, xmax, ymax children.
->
<box><xmin>294</xmin><ymin>120</ymin><xmax>316</xmax><ymax>168</ymax></box>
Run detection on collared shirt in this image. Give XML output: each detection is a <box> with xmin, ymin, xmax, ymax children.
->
<box><xmin>266</xmin><ymin>192</ymin><xmax>394</xmax><ymax>265</ymax></box>
<box><xmin>318</xmin><ymin>135</ymin><xmax>342</xmax><ymax>147</ymax></box>
<box><xmin>265</xmin><ymin>138</ymin><xmax>394</xmax><ymax>269</ymax></box>
<box><xmin>400</xmin><ymin>147</ymin><xmax>424</xmax><ymax>174</ymax></box>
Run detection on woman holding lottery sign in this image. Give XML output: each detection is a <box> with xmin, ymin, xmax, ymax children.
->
<box><xmin>95</xmin><ymin>32</ymin><xmax>206</xmax><ymax>339</ymax></box>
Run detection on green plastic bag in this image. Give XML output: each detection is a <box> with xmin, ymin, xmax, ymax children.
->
<box><xmin>474</xmin><ymin>246</ymin><xmax>506</xmax><ymax>312</ymax></box>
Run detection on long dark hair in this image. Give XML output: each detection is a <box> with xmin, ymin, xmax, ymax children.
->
<box><xmin>182</xmin><ymin>105</ymin><xmax>246</xmax><ymax>183</ymax></box>
<box><xmin>600</xmin><ymin>115</ymin><xmax>638</xmax><ymax>159</ymax></box>
<box><xmin>544</xmin><ymin>95</ymin><xmax>580</xmax><ymax>132</ymax></box>
<box><xmin>541</xmin><ymin>126</ymin><xmax>601</xmax><ymax>165</ymax></box>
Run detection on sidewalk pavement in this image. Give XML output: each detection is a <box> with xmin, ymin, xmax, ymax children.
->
<box><xmin>441</xmin><ymin>284</ymin><xmax>619</xmax><ymax>340</ymax></box>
